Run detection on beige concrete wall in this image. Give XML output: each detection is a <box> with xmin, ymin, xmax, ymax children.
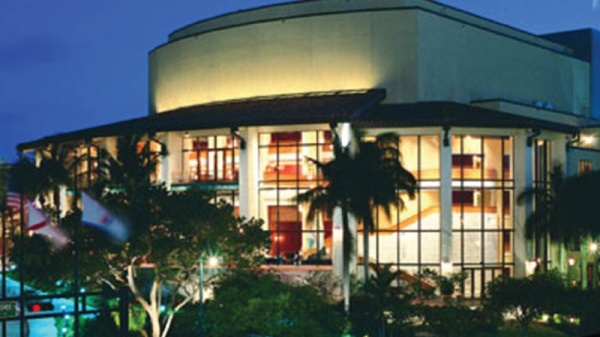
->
<box><xmin>567</xmin><ymin>147</ymin><xmax>600</xmax><ymax>176</ymax></box>
<box><xmin>149</xmin><ymin>10</ymin><xmax>419</xmax><ymax>114</ymax></box>
<box><xmin>149</xmin><ymin>0</ymin><xmax>589</xmax><ymax>117</ymax></box>
<box><xmin>416</xmin><ymin>11</ymin><xmax>590</xmax><ymax>115</ymax></box>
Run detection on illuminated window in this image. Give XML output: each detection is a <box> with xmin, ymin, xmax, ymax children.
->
<box><xmin>579</xmin><ymin>160</ymin><xmax>593</xmax><ymax>175</ymax></box>
<box><xmin>258</xmin><ymin>130</ymin><xmax>333</xmax><ymax>264</ymax></box>
<box><xmin>182</xmin><ymin>135</ymin><xmax>239</xmax><ymax>183</ymax></box>
<box><xmin>451</xmin><ymin>135</ymin><xmax>514</xmax><ymax>298</ymax></box>
<box><xmin>73</xmin><ymin>143</ymin><xmax>99</xmax><ymax>189</ymax></box>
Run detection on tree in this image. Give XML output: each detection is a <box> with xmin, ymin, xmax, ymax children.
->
<box><xmin>518</xmin><ymin>165</ymin><xmax>600</xmax><ymax>276</ymax></box>
<box><xmin>349</xmin><ymin>264</ymin><xmax>414</xmax><ymax>337</ymax></box>
<box><xmin>486</xmin><ymin>271</ymin><xmax>565</xmax><ymax>337</ymax></box>
<box><xmin>551</xmin><ymin>170</ymin><xmax>600</xmax><ymax>240</ymax></box>
<box><xmin>92</xmin><ymin>134</ymin><xmax>162</xmax><ymax>196</ymax></box>
<box><xmin>296</xmin><ymin>127</ymin><xmax>416</xmax><ymax>312</ymax></box>
<box><xmin>517</xmin><ymin>165</ymin><xmax>568</xmax><ymax>271</ymax></box>
<box><xmin>203</xmin><ymin>270</ymin><xmax>347</xmax><ymax>337</ymax></box>
<box><xmin>11</xmin><ymin>143</ymin><xmax>75</xmax><ymax>213</ymax></box>
<box><xmin>12</xmin><ymin>134</ymin><xmax>270</xmax><ymax>337</ymax></box>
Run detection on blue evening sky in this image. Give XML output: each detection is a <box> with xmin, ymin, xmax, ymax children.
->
<box><xmin>1</xmin><ymin>0</ymin><xmax>598</xmax><ymax>162</ymax></box>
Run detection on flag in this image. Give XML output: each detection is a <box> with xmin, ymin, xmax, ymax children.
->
<box><xmin>81</xmin><ymin>192</ymin><xmax>129</xmax><ymax>243</ymax></box>
<box><xmin>6</xmin><ymin>191</ymin><xmax>21</xmax><ymax>211</ymax></box>
<box><xmin>27</xmin><ymin>202</ymin><xmax>69</xmax><ymax>248</ymax></box>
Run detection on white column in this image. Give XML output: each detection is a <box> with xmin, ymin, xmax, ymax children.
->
<box><xmin>440</xmin><ymin>128</ymin><xmax>453</xmax><ymax>270</ymax></box>
<box><xmin>332</xmin><ymin>208</ymin><xmax>344</xmax><ymax>280</ymax></box>
<box><xmin>162</xmin><ymin>132</ymin><xmax>182</xmax><ymax>188</ymax></box>
<box><xmin>332</xmin><ymin>123</ymin><xmax>358</xmax><ymax>280</ymax></box>
<box><xmin>239</xmin><ymin>127</ymin><xmax>259</xmax><ymax>219</ymax></box>
<box><xmin>551</xmin><ymin>134</ymin><xmax>568</xmax><ymax>272</ymax></box>
<box><xmin>513</xmin><ymin>131</ymin><xmax>531</xmax><ymax>278</ymax></box>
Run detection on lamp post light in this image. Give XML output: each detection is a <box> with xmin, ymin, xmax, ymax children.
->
<box><xmin>590</xmin><ymin>242</ymin><xmax>598</xmax><ymax>289</ymax></box>
<box><xmin>567</xmin><ymin>257</ymin><xmax>576</xmax><ymax>286</ymax></box>
<box><xmin>199</xmin><ymin>255</ymin><xmax>219</xmax><ymax>337</ymax></box>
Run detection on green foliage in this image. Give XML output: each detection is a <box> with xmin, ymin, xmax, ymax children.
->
<box><xmin>497</xmin><ymin>322</ymin><xmax>570</xmax><ymax>337</ymax></box>
<box><xmin>166</xmin><ymin>303</ymin><xmax>201</xmax><ymax>337</ymax></box>
<box><xmin>11</xmin><ymin>144</ymin><xmax>75</xmax><ymax>210</ymax></box>
<box><xmin>296</xmin><ymin>127</ymin><xmax>417</xmax><ymax>311</ymax></box>
<box><xmin>11</xmin><ymin>134</ymin><xmax>270</xmax><ymax>337</ymax></box>
<box><xmin>305</xmin><ymin>271</ymin><xmax>342</xmax><ymax>300</ymax></box>
<box><xmin>518</xmin><ymin>165</ymin><xmax>600</xmax><ymax>255</ymax></box>
<box><xmin>93</xmin><ymin>134</ymin><xmax>162</xmax><ymax>196</ymax></box>
<box><xmin>552</xmin><ymin>170</ymin><xmax>600</xmax><ymax>240</ymax></box>
<box><xmin>552</xmin><ymin>287</ymin><xmax>600</xmax><ymax>336</ymax></box>
<box><xmin>296</xmin><ymin>128</ymin><xmax>417</xmax><ymax>250</ymax></box>
<box><xmin>9</xmin><ymin>233</ymin><xmax>73</xmax><ymax>292</ymax></box>
<box><xmin>486</xmin><ymin>271</ymin><xmax>565</xmax><ymax>336</ymax></box>
<box><xmin>204</xmin><ymin>270</ymin><xmax>347</xmax><ymax>337</ymax></box>
<box><xmin>349</xmin><ymin>264</ymin><xmax>414</xmax><ymax>337</ymax></box>
<box><xmin>79</xmin><ymin>312</ymin><xmax>122</xmax><ymax>337</ymax></box>
<box><xmin>417</xmin><ymin>305</ymin><xmax>481</xmax><ymax>337</ymax></box>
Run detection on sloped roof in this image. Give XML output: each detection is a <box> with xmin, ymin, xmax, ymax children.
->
<box><xmin>19</xmin><ymin>89</ymin><xmax>385</xmax><ymax>150</ymax></box>
<box><xmin>18</xmin><ymin>89</ymin><xmax>581</xmax><ymax>151</ymax></box>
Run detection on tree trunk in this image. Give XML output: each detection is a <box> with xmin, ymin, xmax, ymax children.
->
<box><xmin>363</xmin><ymin>226</ymin><xmax>369</xmax><ymax>283</ymax></box>
<box><xmin>341</xmin><ymin>202</ymin><xmax>351</xmax><ymax>314</ymax></box>
<box><xmin>127</xmin><ymin>265</ymin><xmax>164</xmax><ymax>337</ymax></box>
<box><xmin>149</xmin><ymin>310</ymin><xmax>161</xmax><ymax>337</ymax></box>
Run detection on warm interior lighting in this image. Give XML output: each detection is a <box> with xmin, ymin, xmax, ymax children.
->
<box><xmin>590</xmin><ymin>242</ymin><xmax>598</xmax><ymax>253</ymax></box>
<box><xmin>362</xmin><ymin>136</ymin><xmax>376</xmax><ymax>142</ymax></box>
<box><xmin>525</xmin><ymin>260</ymin><xmax>537</xmax><ymax>275</ymax></box>
<box><xmin>441</xmin><ymin>260</ymin><xmax>453</xmax><ymax>275</ymax></box>
<box><xmin>582</xmin><ymin>135</ymin><xmax>594</xmax><ymax>145</ymax></box>
<box><xmin>340</xmin><ymin>123</ymin><xmax>352</xmax><ymax>148</ymax></box>
<box><xmin>568</xmin><ymin>257</ymin><xmax>576</xmax><ymax>266</ymax></box>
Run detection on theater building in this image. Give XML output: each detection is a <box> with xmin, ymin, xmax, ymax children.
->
<box><xmin>19</xmin><ymin>0</ymin><xmax>600</xmax><ymax>296</ymax></box>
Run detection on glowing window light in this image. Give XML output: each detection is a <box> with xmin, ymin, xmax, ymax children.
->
<box><xmin>582</xmin><ymin>135</ymin><xmax>594</xmax><ymax>145</ymax></box>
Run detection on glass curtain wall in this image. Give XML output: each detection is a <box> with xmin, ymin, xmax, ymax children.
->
<box><xmin>73</xmin><ymin>143</ymin><xmax>99</xmax><ymax>189</ymax></box>
<box><xmin>180</xmin><ymin>134</ymin><xmax>240</xmax><ymax>213</ymax></box>
<box><xmin>182</xmin><ymin>135</ymin><xmax>240</xmax><ymax>184</ymax></box>
<box><xmin>357</xmin><ymin>135</ymin><xmax>441</xmax><ymax>276</ymax></box>
<box><xmin>451</xmin><ymin>135</ymin><xmax>514</xmax><ymax>298</ymax></box>
<box><xmin>258</xmin><ymin>130</ymin><xmax>333</xmax><ymax>264</ymax></box>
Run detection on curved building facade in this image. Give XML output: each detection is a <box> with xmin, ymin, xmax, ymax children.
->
<box><xmin>21</xmin><ymin>0</ymin><xmax>600</xmax><ymax>296</ymax></box>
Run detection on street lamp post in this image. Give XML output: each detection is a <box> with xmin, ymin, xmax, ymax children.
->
<box><xmin>567</xmin><ymin>257</ymin><xmax>576</xmax><ymax>287</ymax></box>
<box><xmin>198</xmin><ymin>256</ymin><xmax>204</xmax><ymax>337</ymax></box>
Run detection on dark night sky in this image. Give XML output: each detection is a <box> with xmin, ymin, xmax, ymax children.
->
<box><xmin>1</xmin><ymin>0</ymin><xmax>598</xmax><ymax>162</ymax></box>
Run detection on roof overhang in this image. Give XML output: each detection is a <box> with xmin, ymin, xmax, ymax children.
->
<box><xmin>359</xmin><ymin>101</ymin><xmax>580</xmax><ymax>134</ymax></box>
<box><xmin>19</xmin><ymin>89</ymin><xmax>583</xmax><ymax>151</ymax></box>
<box><xmin>19</xmin><ymin>89</ymin><xmax>385</xmax><ymax>151</ymax></box>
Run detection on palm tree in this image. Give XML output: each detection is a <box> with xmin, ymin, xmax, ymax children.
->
<box><xmin>93</xmin><ymin>134</ymin><xmax>163</xmax><ymax>197</ymax></box>
<box><xmin>296</xmin><ymin>127</ymin><xmax>417</xmax><ymax>312</ymax></box>
<box><xmin>350</xmin><ymin>263</ymin><xmax>413</xmax><ymax>337</ymax></box>
<box><xmin>11</xmin><ymin>143</ymin><xmax>74</xmax><ymax>214</ymax></box>
<box><xmin>517</xmin><ymin>164</ymin><xmax>566</xmax><ymax>272</ymax></box>
<box><xmin>518</xmin><ymin>165</ymin><xmax>600</xmax><ymax>274</ymax></box>
<box><xmin>39</xmin><ymin>143</ymin><xmax>75</xmax><ymax>215</ymax></box>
